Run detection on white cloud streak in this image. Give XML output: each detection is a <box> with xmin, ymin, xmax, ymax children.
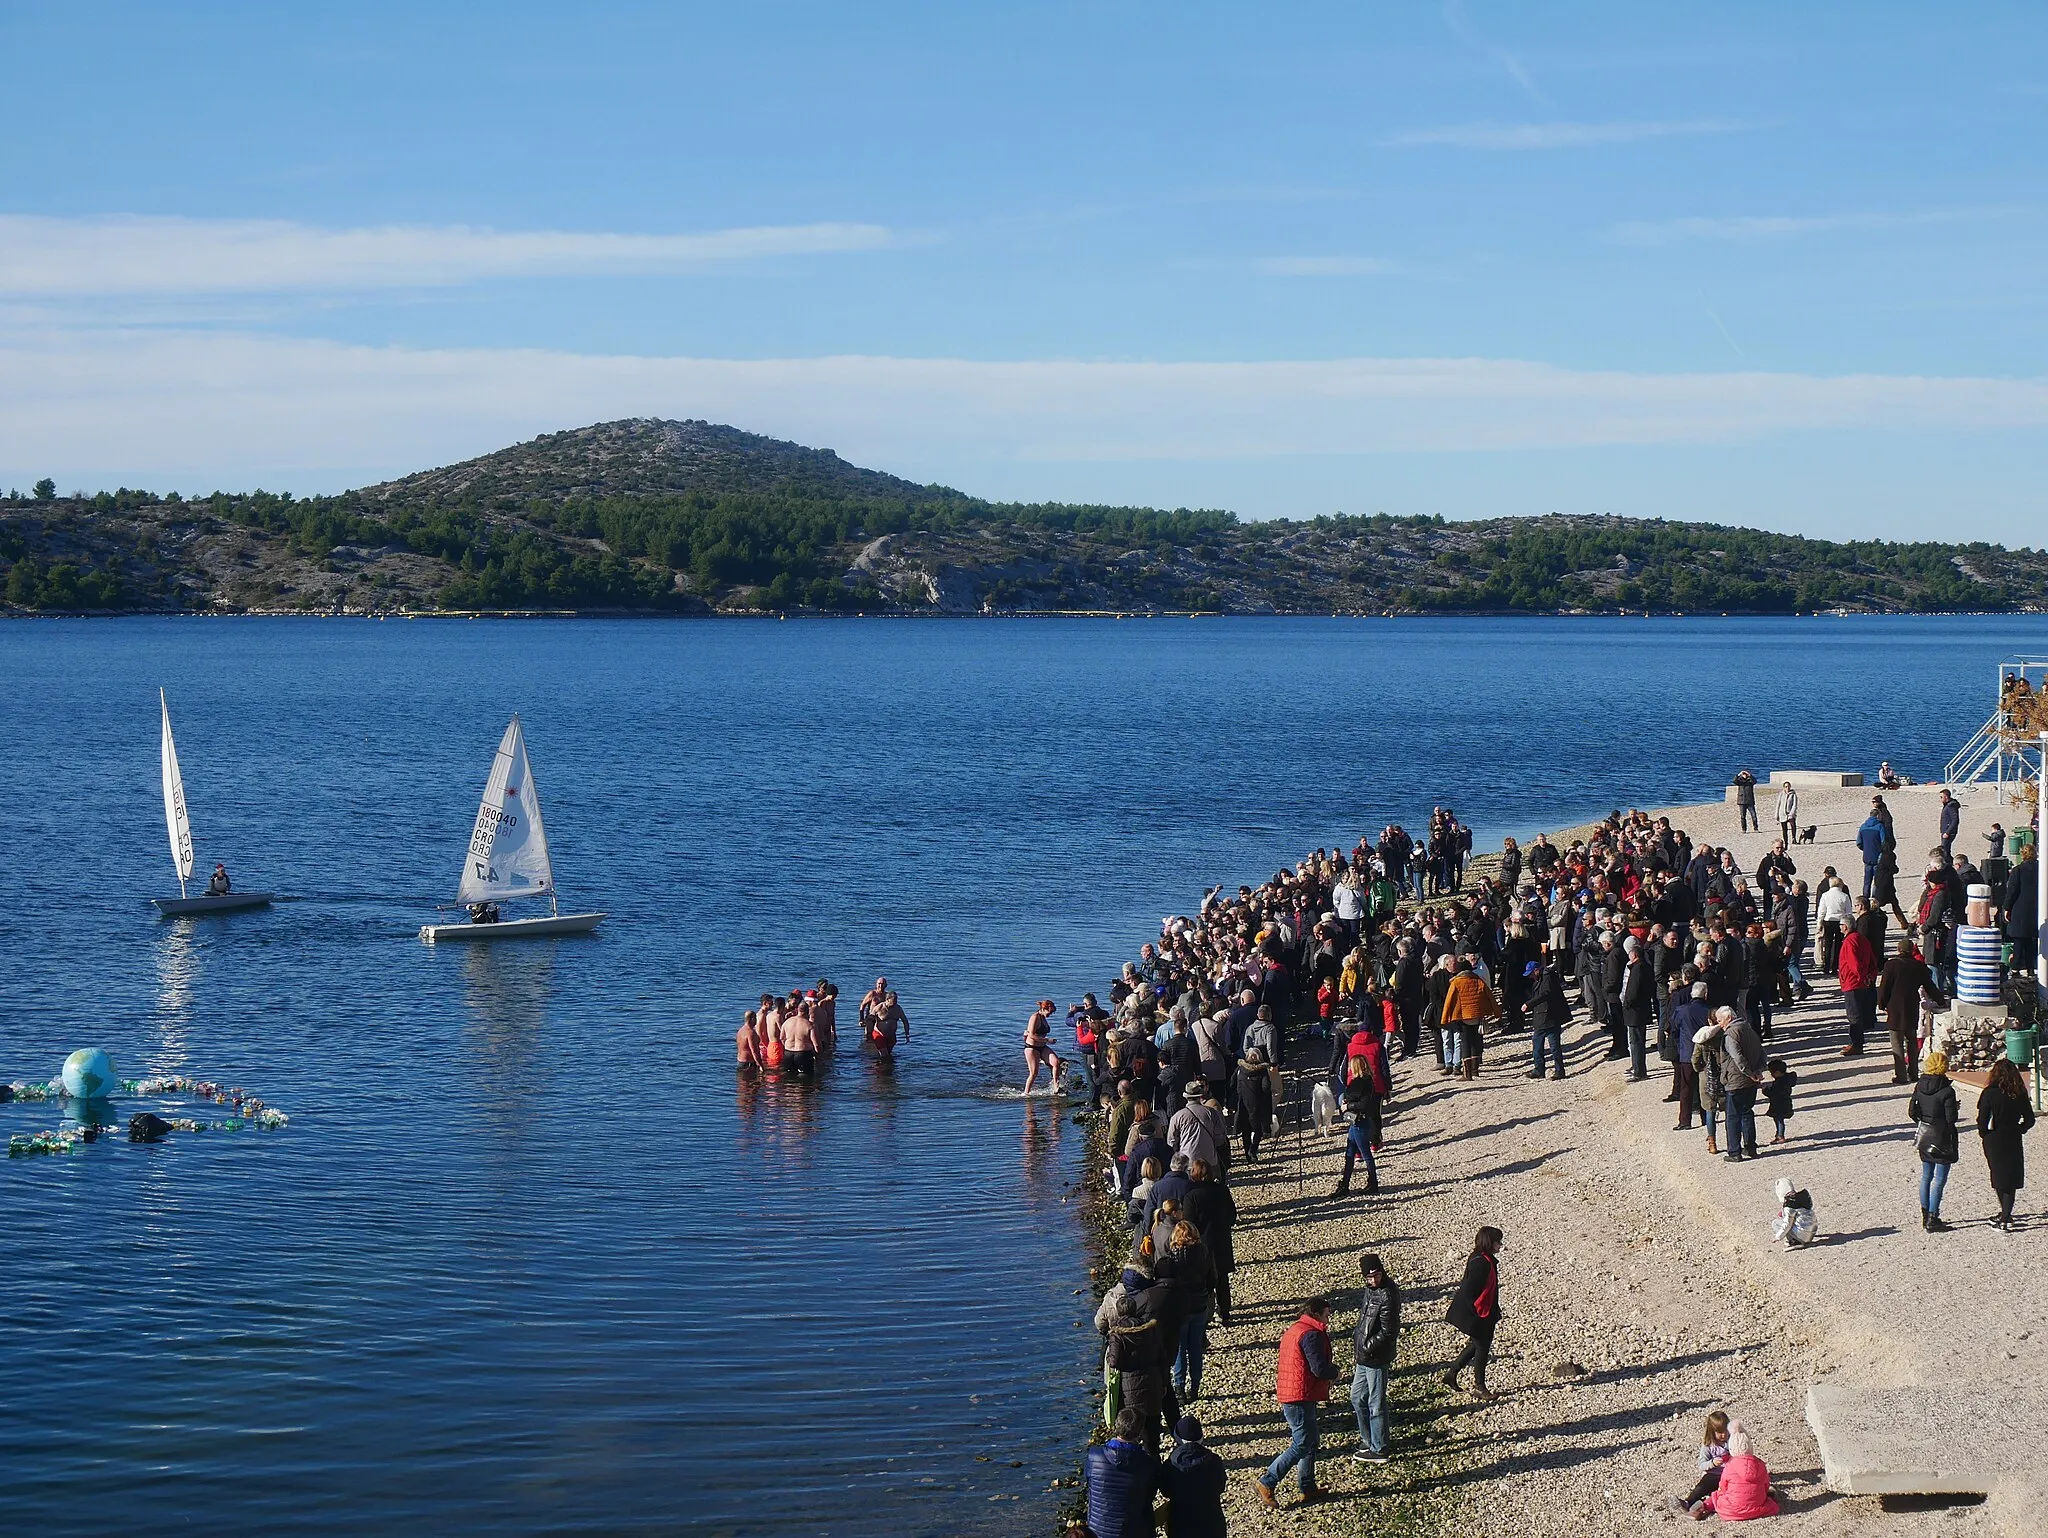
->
<box><xmin>0</xmin><ymin>216</ymin><xmax>902</xmax><ymax>295</ymax></box>
<box><xmin>1608</xmin><ymin>208</ymin><xmax>2010</xmax><ymax>244</ymax></box>
<box><xmin>1441</xmin><ymin>0</ymin><xmax>1551</xmax><ymax>108</ymax></box>
<box><xmin>1254</xmin><ymin>256</ymin><xmax>1399</xmax><ymax>277</ymax></box>
<box><xmin>4</xmin><ymin>329</ymin><xmax>2048</xmax><ymax>490</ymax></box>
<box><xmin>1385</xmin><ymin>119</ymin><xmax>1744</xmax><ymax>150</ymax></box>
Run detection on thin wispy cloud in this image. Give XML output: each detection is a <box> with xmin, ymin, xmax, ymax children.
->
<box><xmin>1609</xmin><ymin>208</ymin><xmax>2014</xmax><ymax>244</ymax></box>
<box><xmin>6</xmin><ymin>328</ymin><xmax>2048</xmax><ymax>488</ymax></box>
<box><xmin>1441</xmin><ymin>0</ymin><xmax>1550</xmax><ymax>108</ymax></box>
<box><xmin>1255</xmin><ymin>256</ymin><xmax>1399</xmax><ymax>278</ymax></box>
<box><xmin>1384</xmin><ymin>118</ymin><xmax>1744</xmax><ymax>150</ymax></box>
<box><xmin>0</xmin><ymin>215</ymin><xmax>904</xmax><ymax>296</ymax></box>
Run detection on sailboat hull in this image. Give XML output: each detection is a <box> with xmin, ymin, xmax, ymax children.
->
<box><xmin>153</xmin><ymin>892</ymin><xmax>274</xmax><ymax>916</ymax></box>
<box><xmin>419</xmin><ymin>911</ymin><xmax>605</xmax><ymax>942</ymax></box>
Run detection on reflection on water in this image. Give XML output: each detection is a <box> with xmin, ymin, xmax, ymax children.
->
<box><xmin>1019</xmin><ymin>1099</ymin><xmax>1063</xmax><ymax>1200</ymax></box>
<box><xmin>150</xmin><ymin>925</ymin><xmax>200</xmax><ymax>1070</ymax></box>
<box><xmin>461</xmin><ymin>944</ymin><xmax>554</xmax><ymax>1135</ymax></box>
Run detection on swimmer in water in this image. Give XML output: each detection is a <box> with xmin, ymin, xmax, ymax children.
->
<box><xmin>868</xmin><ymin>990</ymin><xmax>910</xmax><ymax>1053</ymax></box>
<box><xmin>1024</xmin><ymin>999</ymin><xmax>1065</xmax><ymax>1094</ymax></box>
<box><xmin>736</xmin><ymin>1010</ymin><xmax>764</xmax><ymax>1075</ymax></box>
<box><xmin>781</xmin><ymin>998</ymin><xmax>819</xmax><ymax>1077</ymax></box>
<box><xmin>813</xmin><ymin>980</ymin><xmax>838</xmax><ymax>1050</ymax></box>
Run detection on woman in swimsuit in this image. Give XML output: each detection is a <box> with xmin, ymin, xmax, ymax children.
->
<box><xmin>1023</xmin><ymin>999</ymin><xmax>1064</xmax><ymax>1094</ymax></box>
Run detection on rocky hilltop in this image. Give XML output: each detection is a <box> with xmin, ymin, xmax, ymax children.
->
<box><xmin>5</xmin><ymin>418</ymin><xmax>2045</xmax><ymax>615</ymax></box>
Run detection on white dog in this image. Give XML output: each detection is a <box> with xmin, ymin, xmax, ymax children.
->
<box><xmin>1311</xmin><ymin>1080</ymin><xmax>1337</xmax><ymax>1137</ymax></box>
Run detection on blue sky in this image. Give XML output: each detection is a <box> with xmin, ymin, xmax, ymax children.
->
<box><xmin>3</xmin><ymin>1</ymin><xmax>2046</xmax><ymax>540</ymax></box>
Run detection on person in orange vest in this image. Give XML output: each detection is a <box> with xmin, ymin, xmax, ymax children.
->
<box><xmin>1254</xmin><ymin>1295</ymin><xmax>1339</xmax><ymax>1508</ymax></box>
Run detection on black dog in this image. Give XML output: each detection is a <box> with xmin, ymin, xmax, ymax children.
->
<box><xmin>1798</xmin><ymin>825</ymin><xmax>1817</xmax><ymax>844</ymax></box>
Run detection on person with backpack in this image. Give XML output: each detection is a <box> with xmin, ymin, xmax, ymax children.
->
<box><xmin>1254</xmin><ymin>1295</ymin><xmax>1339</xmax><ymax>1508</ymax></box>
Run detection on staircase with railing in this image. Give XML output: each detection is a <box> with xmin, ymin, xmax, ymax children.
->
<box><xmin>1946</xmin><ymin>709</ymin><xmax>2007</xmax><ymax>786</ymax></box>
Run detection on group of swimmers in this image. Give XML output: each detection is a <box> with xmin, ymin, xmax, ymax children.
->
<box><xmin>735</xmin><ymin>977</ymin><xmax>912</xmax><ymax>1076</ymax></box>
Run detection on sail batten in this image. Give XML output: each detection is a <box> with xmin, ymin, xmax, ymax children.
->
<box><xmin>457</xmin><ymin>716</ymin><xmax>555</xmax><ymax>904</ymax></box>
<box><xmin>159</xmin><ymin>689</ymin><xmax>195</xmax><ymax>891</ymax></box>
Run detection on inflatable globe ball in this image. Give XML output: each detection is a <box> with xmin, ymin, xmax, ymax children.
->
<box><xmin>61</xmin><ymin>1047</ymin><xmax>119</xmax><ymax>1101</ymax></box>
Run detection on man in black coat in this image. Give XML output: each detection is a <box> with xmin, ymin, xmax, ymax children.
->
<box><xmin>1619</xmin><ymin>937</ymin><xmax>1655</xmax><ymax>1078</ymax></box>
<box><xmin>1348</xmin><ymin>1253</ymin><xmax>1402</xmax><ymax>1461</ymax></box>
<box><xmin>1157</xmin><ymin>1416</ymin><xmax>1225</xmax><ymax>1538</ymax></box>
<box><xmin>2003</xmin><ymin>853</ymin><xmax>2039</xmax><ymax>977</ymax></box>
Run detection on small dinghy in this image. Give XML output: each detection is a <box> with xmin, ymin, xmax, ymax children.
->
<box><xmin>419</xmin><ymin>715</ymin><xmax>604</xmax><ymax>942</ymax></box>
<box><xmin>151</xmin><ymin>690</ymin><xmax>273</xmax><ymax>917</ymax></box>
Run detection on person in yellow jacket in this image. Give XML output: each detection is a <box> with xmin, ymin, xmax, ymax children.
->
<box><xmin>1439</xmin><ymin>958</ymin><xmax>1500</xmax><ymax>1080</ymax></box>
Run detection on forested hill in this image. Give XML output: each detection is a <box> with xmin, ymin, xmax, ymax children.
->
<box><xmin>4</xmin><ymin>417</ymin><xmax>2045</xmax><ymax>615</ymax></box>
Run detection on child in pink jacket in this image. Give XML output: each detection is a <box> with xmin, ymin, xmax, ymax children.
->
<box><xmin>1697</xmin><ymin>1422</ymin><xmax>1779</xmax><ymax>1522</ymax></box>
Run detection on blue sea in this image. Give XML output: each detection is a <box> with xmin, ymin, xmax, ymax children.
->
<box><xmin>2</xmin><ymin>614</ymin><xmax>2041</xmax><ymax>1534</ymax></box>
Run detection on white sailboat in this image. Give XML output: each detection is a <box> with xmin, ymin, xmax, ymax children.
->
<box><xmin>419</xmin><ymin>715</ymin><xmax>605</xmax><ymax>942</ymax></box>
<box><xmin>151</xmin><ymin>690</ymin><xmax>274</xmax><ymax>916</ymax></box>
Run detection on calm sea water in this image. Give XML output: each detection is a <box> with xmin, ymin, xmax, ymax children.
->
<box><xmin>2</xmin><ymin>614</ymin><xmax>2042</xmax><ymax>1534</ymax></box>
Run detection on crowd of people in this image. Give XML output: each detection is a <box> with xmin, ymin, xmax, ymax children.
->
<box><xmin>1074</xmin><ymin>783</ymin><xmax>2043</xmax><ymax>1534</ymax></box>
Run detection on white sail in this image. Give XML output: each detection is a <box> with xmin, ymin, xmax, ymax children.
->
<box><xmin>160</xmin><ymin>689</ymin><xmax>195</xmax><ymax>891</ymax></box>
<box><xmin>457</xmin><ymin>716</ymin><xmax>554</xmax><ymax>904</ymax></box>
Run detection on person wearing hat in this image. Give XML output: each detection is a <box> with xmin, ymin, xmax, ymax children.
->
<box><xmin>1167</xmin><ymin>1080</ymin><xmax>1229</xmax><ymax>1174</ymax></box>
<box><xmin>1349</xmin><ymin>1253</ymin><xmax>1401</xmax><ymax>1463</ymax></box>
<box><xmin>1082</xmin><ymin>1406</ymin><xmax>1159</xmax><ymax>1538</ymax></box>
<box><xmin>1158</xmin><ymin>1415</ymin><xmax>1226</xmax><ymax>1538</ymax></box>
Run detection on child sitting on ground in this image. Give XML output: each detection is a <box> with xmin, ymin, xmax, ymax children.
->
<box><xmin>1763</xmin><ymin>1058</ymin><xmax>1797</xmax><ymax>1144</ymax></box>
<box><xmin>1669</xmin><ymin>1411</ymin><xmax>1730</xmax><ymax>1515</ymax></box>
<box><xmin>1771</xmin><ymin>1177</ymin><xmax>1818</xmax><ymax>1247</ymax></box>
<box><xmin>1696</xmin><ymin>1420</ymin><xmax>1780</xmax><ymax>1521</ymax></box>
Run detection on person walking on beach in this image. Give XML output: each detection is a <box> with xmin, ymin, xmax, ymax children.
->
<box><xmin>1157</xmin><ymin>1416</ymin><xmax>1226</xmax><ymax>1538</ymax></box>
<box><xmin>1442</xmin><ymin>1226</ymin><xmax>1503</xmax><ymax>1401</ymax></box>
<box><xmin>1255</xmin><ymin>1296</ymin><xmax>1338</xmax><ymax>1508</ymax></box>
<box><xmin>1910</xmin><ymin>1050</ymin><xmax>1961</xmax><ymax>1232</ymax></box>
<box><xmin>1024</xmin><ymin>1000</ymin><xmax>1065</xmax><ymax>1094</ymax></box>
<box><xmin>1776</xmin><ymin>781</ymin><xmax>1799</xmax><ymax>846</ymax></box>
<box><xmin>1938</xmin><ymin>787</ymin><xmax>1960</xmax><ymax>864</ymax></box>
<box><xmin>1733</xmin><ymin>769</ymin><xmax>1759</xmax><ymax>834</ymax></box>
<box><xmin>1976</xmin><ymin>1058</ymin><xmax>2036</xmax><ymax>1231</ymax></box>
<box><xmin>1349</xmin><ymin>1252</ymin><xmax>1401</xmax><ymax>1463</ymax></box>
<box><xmin>1857</xmin><ymin>806</ymin><xmax>1887</xmax><ymax>902</ymax></box>
<box><xmin>1836</xmin><ymin>918</ymin><xmax>1879</xmax><ymax>1058</ymax></box>
<box><xmin>1716</xmin><ymin>1005</ymin><xmax>1765</xmax><ymax>1162</ymax></box>
<box><xmin>1082</xmin><ymin>1407</ymin><xmax>1159</xmax><ymax>1538</ymax></box>
<box><xmin>1816</xmin><ymin>873</ymin><xmax>1850</xmax><ymax>975</ymax></box>
<box><xmin>1439</xmin><ymin>956</ymin><xmax>1500</xmax><ymax>1081</ymax></box>
<box><xmin>1878</xmin><ymin>933</ymin><xmax>1942</xmax><ymax>1085</ymax></box>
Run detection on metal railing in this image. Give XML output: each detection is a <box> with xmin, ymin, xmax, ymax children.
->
<box><xmin>1945</xmin><ymin>708</ymin><xmax>2005</xmax><ymax>785</ymax></box>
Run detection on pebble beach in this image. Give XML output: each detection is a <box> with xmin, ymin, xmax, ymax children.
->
<box><xmin>1087</xmin><ymin>779</ymin><xmax>2041</xmax><ymax>1538</ymax></box>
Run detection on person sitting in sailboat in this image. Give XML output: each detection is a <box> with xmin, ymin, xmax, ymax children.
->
<box><xmin>205</xmin><ymin>864</ymin><xmax>231</xmax><ymax>896</ymax></box>
<box><xmin>467</xmin><ymin>901</ymin><xmax>501</xmax><ymax>924</ymax></box>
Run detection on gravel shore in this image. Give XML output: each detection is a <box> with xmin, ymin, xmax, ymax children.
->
<box><xmin>1146</xmin><ymin>780</ymin><xmax>2035</xmax><ymax>1538</ymax></box>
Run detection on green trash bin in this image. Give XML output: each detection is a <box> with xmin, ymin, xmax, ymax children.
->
<box><xmin>2006</xmin><ymin>1027</ymin><xmax>2039</xmax><ymax>1066</ymax></box>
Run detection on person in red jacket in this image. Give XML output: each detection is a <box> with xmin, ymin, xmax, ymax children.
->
<box><xmin>1836</xmin><ymin>921</ymin><xmax>1880</xmax><ymax>1057</ymax></box>
<box><xmin>1698</xmin><ymin>1420</ymin><xmax>1780</xmax><ymax>1521</ymax></box>
<box><xmin>1254</xmin><ymin>1296</ymin><xmax>1338</xmax><ymax>1508</ymax></box>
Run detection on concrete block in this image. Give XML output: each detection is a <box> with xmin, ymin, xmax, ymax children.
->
<box><xmin>1807</xmin><ymin>1381</ymin><xmax>2040</xmax><ymax>1497</ymax></box>
<box><xmin>1768</xmin><ymin>770</ymin><xmax>1866</xmax><ymax>786</ymax></box>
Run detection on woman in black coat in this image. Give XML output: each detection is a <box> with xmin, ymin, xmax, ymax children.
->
<box><xmin>1909</xmin><ymin>1052</ymin><xmax>1962</xmax><ymax>1232</ymax></box>
<box><xmin>1441</xmin><ymin>1225</ymin><xmax>1503</xmax><ymax>1400</ymax></box>
<box><xmin>1977</xmin><ymin>1058</ymin><xmax>2038</xmax><ymax>1230</ymax></box>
